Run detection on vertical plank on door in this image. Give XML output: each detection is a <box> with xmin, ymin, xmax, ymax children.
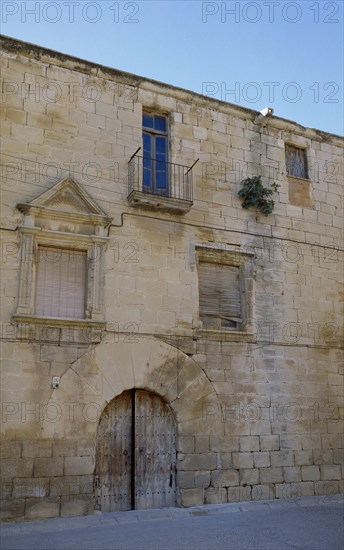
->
<box><xmin>95</xmin><ymin>391</ymin><xmax>132</xmax><ymax>511</ymax></box>
<box><xmin>135</xmin><ymin>390</ymin><xmax>176</xmax><ymax>509</ymax></box>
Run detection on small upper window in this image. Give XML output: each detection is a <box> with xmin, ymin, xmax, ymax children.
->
<box><xmin>285</xmin><ymin>145</ymin><xmax>308</xmax><ymax>179</ymax></box>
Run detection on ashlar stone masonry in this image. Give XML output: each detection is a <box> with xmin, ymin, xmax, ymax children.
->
<box><xmin>0</xmin><ymin>36</ymin><xmax>343</xmax><ymax>521</ymax></box>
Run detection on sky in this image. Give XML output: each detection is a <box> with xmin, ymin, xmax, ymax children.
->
<box><xmin>1</xmin><ymin>0</ymin><xmax>343</xmax><ymax>135</ymax></box>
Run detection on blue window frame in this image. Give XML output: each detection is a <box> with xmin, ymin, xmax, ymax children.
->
<box><xmin>142</xmin><ymin>112</ymin><xmax>168</xmax><ymax>195</ymax></box>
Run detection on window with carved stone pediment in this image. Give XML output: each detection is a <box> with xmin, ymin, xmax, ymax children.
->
<box><xmin>12</xmin><ymin>177</ymin><xmax>112</xmax><ymax>343</ymax></box>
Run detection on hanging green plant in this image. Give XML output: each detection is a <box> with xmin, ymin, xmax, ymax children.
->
<box><xmin>238</xmin><ymin>176</ymin><xmax>280</xmax><ymax>217</ymax></box>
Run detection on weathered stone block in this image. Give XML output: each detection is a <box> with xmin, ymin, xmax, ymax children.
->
<box><xmin>333</xmin><ymin>449</ymin><xmax>344</xmax><ymax>464</ymax></box>
<box><xmin>288</xmin><ymin>178</ymin><xmax>312</xmax><ymax>208</ymax></box>
<box><xmin>239</xmin><ymin>436</ymin><xmax>259</xmax><ymax>452</ymax></box>
<box><xmin>177</xmin><ymin>436</ymin><xmax>195</xmax><ymax>453</ymax></box>
<box><xmin>270</xmin><ymin>451</ymin><xmax>294</xmax><ymax>467</ymax></box>
<box><xmin>209</xmin><ymin>435</ymin><xmax>239</xmax><ymax>452</ymax></box>
<box><xmin>260</xmin><ymin>468</ymin><xmax>283</xmax><ymax>483</ymax></box>
<box><xmin>316</xmin><ymin>480</ymin><xmax>339</xmax><ymax>497</ymax></box>
<box><xmin>301</xmin><ymin>466</ymin><xmax>320</xmax><ymax>481</ymax></box>
<box><xmin>283</xmin><ymin>467</ymin><xmax>301</xmax><ymax>483</ymax></box>
<box><xmin>40</xmin><ymin>346</ymin><xmax>78</xmax><ymax>363</ymax></box>
<box><xmin>295</xmin><ymin>451</ymin><xmax>313</xmax><ymax>466</ymax></box>
<box><xmin>260</xmin><ymin>435</ymin><xmax>279</xmax><ymax>451</ymax></box>
<box><xmin>181</xmin><ymin>454</ymin><xmax>217</xmax><ymax>471</ymax></box>
<box><xmin>23</xmin><ymin>440</ymin><xmax>52</xmax><ymax>458</ymax></box>
<box><xmin>34</xmin><ymin>458</ymin><xmax>63</xmax><ymax>477</ymax></box>
<box><xmin>194</xmin><ymin>436</ymin><xmax>210</xmax><ymax>453</ymax></box>
<box><xmin>217</xmin><ymin>453</ymin><xmax>232</xmax><ymax>469</ymax></box>
<box><xmin>24</xmin><ymin>497</ymin><xmax>60</xmax><ymax>520</ymax></box>
<box><xmin>298</xmin><ymin>482</ymin><xmax>315</xmax><ymax>497</ymax></box>
<box><xmin>240</xmin><ymin>468</ymin><xmax>259</xmax><ymax>485</ymax></box>
<box><xmin>13</xmin><ymin>478</ymin><xmax>49</xmax><ymax>498</ymax></box>
<box><xmin>232</xmin><ymin>452</ymin><xmax>253</xmax><ymax>469</ymax></box>
<box><xmin>64</xmin><ymin>456</ymin><xmax>95</xmax><ymax>476</ymax></box>
<box><xmin>0</xmin><ymin>499</ymin><xmax>25</xmax><ymax>521</ymax></box>
<box><xmin>302</xmin><ymin>434</ymin><xmax>321</xmax><ymax>450</ymax></box>
<box><xmin>203</xmin><ymin>486</ymin><xmax>227</xmax><ymax>504</ymax></box>
<box><xmin>48</xmin><ymin>475</ymin><xmax>93</xmax><ymax>498</ymax></box>
<box><xmin>253</xmin><ymin>452</ymin><xmax>270</xmax><ymax>468</ymax></box>
<box><xmin>212</xmin><ymin>469</ymin><xmax>239</xmax><ymax>487</ymax></box>
<box><xmin>1</xmin><ymin>459</ymin><xmax>33</xmax><ymax>479</ymax></box>
<box><xmin>313</xmin><ymin>450</ymin><xmax>334</xmax><ymax>464</ymax></box>
<box><xmin>53</xmin><ymin>440</ymin><xmax>78</xmax><ymax>457</ymax></box>
<box><xmin>320</xmin><ymin>465</ymin><xmax>341</xmax><ymax>480</ymax></box>
<box><xmin>181</xmin><ymin>489</ymin><xmax>203</xmax><ymax>507</ymax></box>
<box><xmin>0</xmin><ymin>441</ymin><xmax>22</xmax><ymax>459</ymax></box>
<box><xmin>60</xmin><ymin>496</ymin><xmax>95</xmax><ymax>517</ymax></box>
<box><xmin>251</xmin><ymin>484</ymin><xmax>273</xmax><ymax>501</ymax></box>
<box><xmin>177</xmin><ymin>472</ymin><xmax>194</xmax><ymax>489</ymax></box>
<box><xmin>322</xmin><ymin>434</ymin><xmax>343</xmax><ymax>449</ymax></box>
<box><xmin>280</xmin><ymin>435</ymin><xmax>302</xmax><ymax>450</ymax></box>
<box><xmin>194</xmin><ymin>471</ymin><xmax>211</xmax><ymax>488</ymax></box>
<box><xmin>275</xmin><ymin>483</ymin><xmax>303</xmax><ymax>500</ymax></box>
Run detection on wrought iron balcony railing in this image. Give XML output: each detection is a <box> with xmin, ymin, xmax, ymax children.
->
<box><xmin>128</xmin><ymin>150</ymin><xmax>196</xmax><ymax>213</ymax></box>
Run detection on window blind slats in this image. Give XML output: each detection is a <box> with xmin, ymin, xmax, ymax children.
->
<box><xmin>35</xmin><ymin>247</ymin><xmax>86</xmax><ymax>319</ymax></box>
<box><xmin>199</xmin><ymin>262</ymin><xmax>241</xmax><ymax>328</ymax></box>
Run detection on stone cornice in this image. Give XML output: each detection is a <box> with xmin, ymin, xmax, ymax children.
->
<box><xmin>17</xmin><ymin>205</ymin><xmax>113</xmax><ymax>227</ymax></box>
<box><xmin>18</xmin><ymin>226</ymin><xmax>109</xmax><ymax>245</ymax></box>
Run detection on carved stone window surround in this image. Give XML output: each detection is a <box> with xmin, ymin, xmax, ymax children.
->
<box><xmin>12</xmin><ymin>178</ymin><xmax>112</xmax><ymax>341</ymax></box>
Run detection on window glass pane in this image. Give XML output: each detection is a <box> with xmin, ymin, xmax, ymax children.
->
<box><xmin>143</xmin><ymin>113</ymin><xmax>153</xmax><ymax>129</ymax></box>
<box><xmin>143</xmin><ymin>133</ymin><xmax>152</xmax><ymax>157</ymax></box>
<box><xmin>156</xmin><ymin>136</ymin><xmax>167</xmax><ymax>154</ymax></box>
<box><xmin>154</xmin><ymin>116</ymin><xmax>166</xmax><ymax>132</ymax></box>
<box><xmin>143</xmin><ymin>170</ymin><xmax>151</xmax><ymax>188</ymax></box>
<box><xmin>143</xmin><ymin>157</ymin><xmax>152</xmax><ymax>188</ymax></box>
<box><xmin>156</xmin><ymin>170</ymin><xmax>167</xmax><ymax>189</ymax></box>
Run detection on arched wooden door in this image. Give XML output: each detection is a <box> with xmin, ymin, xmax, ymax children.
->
<box><xmin>95</xmin><ymin>389</ymin><xmax>176</xmax><ymax>511</ymax></box>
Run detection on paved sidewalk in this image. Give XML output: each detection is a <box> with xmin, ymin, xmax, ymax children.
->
<box><xmin>1</xmin><ymin>495</ymin><xmax>343</xmax><ymax>549</ymax></box>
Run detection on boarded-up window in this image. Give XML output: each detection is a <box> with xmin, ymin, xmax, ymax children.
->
<box><xmin>35</xmin><ymin>246</ymin><xmax>86</xmax><ymax>318</ymax></box>
<box><xmin>198</xmin><ymin>262</ymin><xmax>241</xmax><ymax>330</ymax></box>
<box><xmin>286</xmin><ymin>145</ymin><xmax>308</xmax><ymax>179</ymax></box>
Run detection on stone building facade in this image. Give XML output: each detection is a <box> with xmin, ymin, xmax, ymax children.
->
<box><xmin>0</xmin><ymin>35</ymin><xmax>343</xmax><ymax>521</ymax></box>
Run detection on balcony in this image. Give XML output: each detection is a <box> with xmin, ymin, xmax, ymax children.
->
<box><xmin>128</xmin><ymin>151</ymin><xmax>194</xmax><ymax>214</ymax></box>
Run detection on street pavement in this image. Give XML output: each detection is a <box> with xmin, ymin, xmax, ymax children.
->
<box><xmin>1</xmin><ymin>495</ymin><xmax>343</xmax><ymax>550</ymax></box>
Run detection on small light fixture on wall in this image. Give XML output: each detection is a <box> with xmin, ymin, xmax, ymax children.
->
<box><xmin>254</xmin><ymin>107</ymin><xmax>274</xmax><ymax>126</ymax></box>
<box><xmin>52</xmin><ymin>376</ymin><xmax>60</xmax><ymax>389</ymax></box>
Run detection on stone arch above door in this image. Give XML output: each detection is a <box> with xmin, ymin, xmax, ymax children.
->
<box><xmin>42</xmin><ymin>336</ymin><xmax>222</xmax><ymax>440</ymax></box>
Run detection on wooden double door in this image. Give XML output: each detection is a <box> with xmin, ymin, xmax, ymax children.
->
<box><xmin>95</xmin><ymin>389</ymin><xmax>176</xmax><ymax>511</ymax></box>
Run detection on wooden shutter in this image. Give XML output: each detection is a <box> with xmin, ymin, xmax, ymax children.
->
<box><xmin>198</xmin><ymin>262</ymin><xmax>241</xmax><ymax>329</ymax></box>
<box><xmin>286</xmin><ymin>145</ymin><xmax>308</xmax><ymax>179</ymax></box>
<box><xmin>35</xmin><ymin>246</ymin><xmax>86</xmax><ymax>318</ymax></box>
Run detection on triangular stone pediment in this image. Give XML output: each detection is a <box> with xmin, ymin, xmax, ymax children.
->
<box><xmin>22</xmin><ymin>177</ymin><xmax>107</xmax><ymax>216</ymax></box>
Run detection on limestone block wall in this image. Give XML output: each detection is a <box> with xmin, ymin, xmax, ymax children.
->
<box><xmin>0</xmin><ymin>36</ymin><xmax>343</xmax><ymax>521</ymax></box>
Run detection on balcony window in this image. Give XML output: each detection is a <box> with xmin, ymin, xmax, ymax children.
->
<box><xmin>143</xmin><ymin>113</ymin><xmax>168</xmax><ymax>195</ymax></box>
<box><xmin>128</xmin><ymin>111</ymin><xmax>196</xmax><ymax>214</ymax></box>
